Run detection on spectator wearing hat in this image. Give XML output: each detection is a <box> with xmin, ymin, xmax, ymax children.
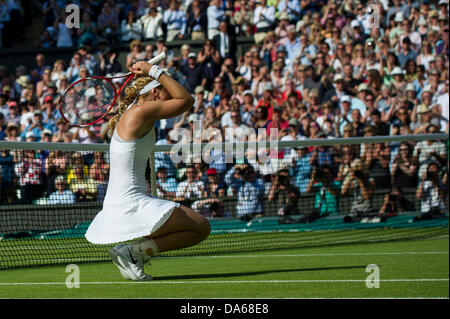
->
<box><xmin>412</xmin><ymin>103</ymin><xmax>433</xmax><ymax>134</ymax></box>
<box><xmin>41</xmin><ymin>128</ymin><xmax>53</xmax><ymax>143</ymax></box>
<box><xmin>4</xmin><ymin>121</ymin><xmax>20</xmax><ymax>141</ymax></box>
<box><xmin>16</xmin><ymin>75</ymin><xmax>32</xmax><ymax>98</ymax></box>
<box><xmin>203</xmin><ymin>167</ymin><xmax>226</xmax><ymax>197</ymax></box>
<box><xmin>274</xmin><ymin>12</ymin><xmax>294</xmax><ymax>44</ymax></box>
<box><xmin>390</xmin><ymin>66</ymin><xmax>407</xmax><ymax>96</ymax></box>
<box><xmin>163</xmin><ymin>0</ymin><xmax>187</xmax><ymax>41</ymax></box>
<box><xmin>283</xmin><ymin>26</ymin><xmax>301</xmax><ymax>68</ymax></box>
<box><xmin>185</xmin><ymin>0</ymin><xmax>207</xmax><ymax>41</ymax></box>
<box><xmin>322</xmin><ymin>73</ymin><xmax>351</xmax><ymax>109</ymax></box>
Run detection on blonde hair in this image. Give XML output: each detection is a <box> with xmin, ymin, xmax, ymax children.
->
<box><xmin>109</xmin><ymin>75</ymin><xmax>155</xmax><ymax>130</ymax></box>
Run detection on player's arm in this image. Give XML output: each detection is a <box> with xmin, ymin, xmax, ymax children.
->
<box><xmin>131</xmin><ymin>61</ymin><xmax>194</xmax><ymax>120</ymax></box>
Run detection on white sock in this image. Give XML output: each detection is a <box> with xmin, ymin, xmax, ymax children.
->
<box><xmin>131</xmin><ymin>238</ymin><xmax>158</xmax><ymax>256</ymax></box>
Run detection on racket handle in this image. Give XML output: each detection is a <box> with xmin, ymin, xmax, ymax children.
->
<box><xmin>148</xmin><ymin>51</ymin><xmax>167</xmax><ymax>65</ymax></box>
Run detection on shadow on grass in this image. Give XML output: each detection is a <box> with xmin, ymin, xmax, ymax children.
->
<box><xmin>153</xmin><ymin>265</ymin><xmax>368</xmax><ymax>281</ymax></box>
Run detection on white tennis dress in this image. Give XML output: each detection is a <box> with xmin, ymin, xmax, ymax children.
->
<box><xmin>85</xmin><ymin>125</ymin><xmax>179</xmax><ymax>244</ymax></box>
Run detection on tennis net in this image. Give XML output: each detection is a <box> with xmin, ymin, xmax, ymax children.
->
<box><xmin>0</xmin><ymin>133</ymin><xmax>448</xmax><ymax>269</ymax></box>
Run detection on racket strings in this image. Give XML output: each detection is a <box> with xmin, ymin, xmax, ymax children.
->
<box><xmin>60</xmin><ymin>78</ymin><xmax>117</xmax><ymax>126</ymax></box>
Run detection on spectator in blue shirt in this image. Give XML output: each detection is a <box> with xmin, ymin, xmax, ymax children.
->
<box><xmin>291</xmin><ymin>147</ymin><xmax>313</xmax><ymax>193</ymax></box>
<box><xmin>236</xmin><ymin>165</ymin><xmax>264</xmax><ymax>220</ymax></box>
<box><xmin>19</xmin><ymin>110</ymin><xmax>53</xmax><ymax>142</ymax></box>
<box><xmin>47</xmin><ymin>175</ymin><xmax>77</xmax><ymax>205</ymax></box>
<box><xmin>397</xmin><ymin>37</ymin><xmax>417</xmax><ymax>68</ymax></box>
<box><xmin>156</xmin><ymin>166</ymin><xmax>178</xmax><ymax>199</ymax></box>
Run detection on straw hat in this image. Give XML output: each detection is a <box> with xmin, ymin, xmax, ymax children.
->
<box><xmin>17</xmin><ymin>75</ymin><xmax>31</xmax><ymax>87</ymax></box>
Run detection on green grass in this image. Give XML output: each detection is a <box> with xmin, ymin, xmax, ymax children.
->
<box><xmin>0</xmin><ymin>237</ymin><xmax>448</xmax><ymax>298</ymax></box>
<box><xmin>1</xmin><ymin>226</ymin><xmax>447</xmax><ymax>269</ymax></box>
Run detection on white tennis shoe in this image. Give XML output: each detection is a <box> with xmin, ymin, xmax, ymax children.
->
<box><xmin>114</xmin><ymin>244</ymin><xmax>153</xmax><ymax>281</ymax></box>
<box><xmin>109</xmin><ymin>243</ymin><xmax>132</xmax><ymax>280</ymax></box>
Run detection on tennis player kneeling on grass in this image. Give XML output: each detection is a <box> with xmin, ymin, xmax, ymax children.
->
<box><xmin>85</xmin><ymin>61</ymin><xmax>211</xmax><ymax>281</ymax></box>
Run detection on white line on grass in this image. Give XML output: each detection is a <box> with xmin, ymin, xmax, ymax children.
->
<box><xmin>162</xmin><ymin>251</ymin><xmax>449</xmax><ymax>259</ymax></box>
<box><xmin>0</xmin><ymin>279</ymin><xmax>448</xmax><ymax>286</ymax></box>
<box><xmin>24</xmin><ymin>251</ymin><xmax>449</xmax><ymax>264</ymax></box>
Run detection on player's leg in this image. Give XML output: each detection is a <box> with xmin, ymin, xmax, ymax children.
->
<box><xmin>140</xmin><ymin>205</ymin><xmax>211</xmax><ymax>255</ymax></box>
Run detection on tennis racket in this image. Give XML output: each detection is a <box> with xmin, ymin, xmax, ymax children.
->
<box><xmin>58</xmin><ymin>51</ymin><xmax>167</xmax><ymax>127</ymax></box>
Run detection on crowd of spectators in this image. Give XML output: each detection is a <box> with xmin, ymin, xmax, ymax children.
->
<box><xmin>0</xmin><ymin>0</ymin><xmax>449</xmax><ymax>222</ymax></box>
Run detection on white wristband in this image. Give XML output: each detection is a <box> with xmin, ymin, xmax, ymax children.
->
<box><xmin>149</xmin><ymin>65</ymin><xmax>164</xmax><ymax>80</ymax></box>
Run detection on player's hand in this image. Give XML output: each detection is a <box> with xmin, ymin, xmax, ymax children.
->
<box><xmin>131</xmin><ymin>61</ymin><xmax>152</xmax><ymax>76</ymax></box>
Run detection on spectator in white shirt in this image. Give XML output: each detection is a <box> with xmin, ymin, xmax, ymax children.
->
<box><xmin>253</xmin><ymin>0</ymin><xmax>276</xmax><ymax>44</ymax></box>
<box><xmin>175</xmin><ymin>165</ymin><xmax>205</xmax><ymax>206</ymax></box>
<box><xmin>207</xmin><ymin>0</ymin><xmax>229</xmax><ymax>40</ymax></box>
<box><xmin>140</xmin><ymin>6</ymin><xmax>163</xmax><ymax>41</ymax></box>
<box><xmin>163</xmin><ymin>0</ymin><xmax>187</xmax><ymax>41</ymax></box>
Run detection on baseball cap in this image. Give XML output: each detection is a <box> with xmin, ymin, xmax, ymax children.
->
<box><xmin>25</xmin><ymin>131</ymin><xmax>36</xmax><ymax>139</ymax></box>
<box><xmin>44</xmin><ymin>95</ymin><xmax>53</xmax><ymax>103</ymax></box>
<box><xmin>406</xmin><ymin>83</ymin><xmax>416</xmax><ymax>92</ymax></box>
<box><xmin>264</xmin><ymin>83</ymin><xmax>273</xmax><ymax>91</ymax></box>
<box><xmin>276</xmin><ymin>45</ymin><xmax>286</xmax><ymax>53</ymax></box>
<box><xmin>279</xmin><ymin>12</ymin><xmax>289</xmax><ymax>20</ymax></box>
<box><xmin>207</xmin><ymin>168</ymin><xmax>218</xmax><ymax>176</ymax></box>
<box><xmin>341</xmin><ymin>95</ymin><xmax>352</xmax><ymax>103</ymax></box>
<box><xmin>243</xmin><ymin>90</ymin><xmax>252</xmax><ymax>96</ymax></box>
<box><xmin>8</xmin><ymin>101</ymin><xmax>18</xmax><ymax>107</ymax></box>
<box><xmin>188</xmin><ymin>52</ymin><xmax>197</xmax><ymax>59</ymax></box>
<box><xmin>43</xmin><ymin>128</ymin><xmax>53</xmax><ymax>135</ymax></box>
<box><xmin>390</xmin><ymin>67</ymin><xmax>405</xmax><ymax>76</ymax></box>
<box><xmin>394</xmin><ymin>12</ymin><xmax>404</xmax><ymax>22</ymax></box>
<box><xmin>47</xmin><ymin>82</ymin><xmax>57</xmax><ymax>88</ymax></box>
<box><xmin>188</xmin><ymin>113</ymin><xmax>200</xmax><ymax>122</ymax></box>
<box><xmin>350</xmin><ymin>20</ymin><xmax>360</xmax><ymax>28</ymax></box>
<box><xmin>34</xmin><ymin>110</ymin><xmax>42</xmax><ymax>115</ymax></box>
<box><xmin>194</xmin><ymin>86</ymin><xmax>204</xmax><ymax>94</ymax></box>
<box><xmin>334</xmin><ymin>73</ymin><xmax>344</xmax><ymax>82</ymax></box>
<box><xmin>358</xmin><ymin>83</ymin><xmax>369</xmax><ymax>92</ymax></box>
<box><xmin>418</xmin><ymin>104</ymin><xmax>430</xmax><ymax>114</ymax></box>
